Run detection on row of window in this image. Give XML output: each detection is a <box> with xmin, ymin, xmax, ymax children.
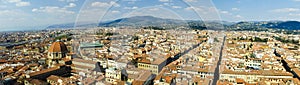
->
<box><xmin>138</xmin><ymin>64</ymin><xmax>158</xmax><ymax>69</ymax></box>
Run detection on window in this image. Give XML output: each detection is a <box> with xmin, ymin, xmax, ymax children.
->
<box><xmin>55</xmin><ymin>53</ymin><xmax>58</xmax><ymax>58</ymax></box>
<box><xmin>237</xmin><ymin>82</ymin><xmax>243</xmax><ymax>84</ymax></box>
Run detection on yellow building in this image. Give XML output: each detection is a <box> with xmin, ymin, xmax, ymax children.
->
<box><xmin>220</xmin><ymin>69</ymin><xmax>293</xmax><ymax>84</ymax></box>
<box><xmin>105</xmin><ymin>68</ymin><xmax>122</xmax><ymax>84</ymax></box>
<box><xmin>125</xmin><ymin>68</ymin><xmax>154</xmax><ymax>85</ymax></box>
<box><xmin>137</xmin><ymin>57</ymin><xmax>167</xmax><ymax>74</ymax></box>
<box><xmin>71</xmin><ymin>58</ymin><xmax>97</xmax><ymax>73</ymax></box>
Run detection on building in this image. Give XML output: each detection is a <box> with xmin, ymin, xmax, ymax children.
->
<box><xmin>24</xmin><ymin>78</ymin><xmax>47</xmax><ymax>85</ymax></box>
<box><xmin>137</xmin><ymin>56</ymin><xmax>168</xmax><ymax>74</ymax></box>
<box><xmin>46</xmin><ymin>75</ymin><xmax>77</xmax><ymax>85</ymax></box>
<box><xmin>47</xmin><ymin>41</ymin><xmax>70</xmax><ymax>67</ymax></box>
<box><xmin>125</xmin><ymin>68</ymin><xmax>154</xmax><ymax>85</ymax></box>
<box><xmin>220</xmin><ymin>69</ymin><xmax>293</xmax><ymax>84</ymax></box>
<box><xmin>105</xmin><ymin>68</ymin><xmax>124</xmax><ymax>84</ymax></box>
<box><xmin>71</xmin><ymin>58</ymin><xmax>99</xmax><ymax>73</ymax></box>
<box><xmin>26</xmin><ymin>65</ymin><xmax>71</xmax><ymax>80</ymax></box>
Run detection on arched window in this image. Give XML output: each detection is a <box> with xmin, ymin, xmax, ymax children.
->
<box><xmin>55</xmin><ymin>53</ymin><xmax>58</xmax><ymax>58</ymax></box>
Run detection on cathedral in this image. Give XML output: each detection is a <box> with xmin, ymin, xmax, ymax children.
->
<box><xmin>47</xmin><ymin>41</ymin><xmax>71</xmax><ymax>67</ymax></box>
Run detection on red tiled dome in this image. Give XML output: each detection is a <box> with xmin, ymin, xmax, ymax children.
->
<box><xmin>48</xmin><ymin>41</ymin><xmax>68</xmax><ymax>53</ymax></box>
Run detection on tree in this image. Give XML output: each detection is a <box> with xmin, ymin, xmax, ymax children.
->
<box><xmin>214</xmin><ymin>38</ymin><xmax>219</xmax><ymax>42</ymax></box>
<box><xmin>250</xmin><ymin>53</ymin><xmax>256</xmax><ymax>58</ymax></box>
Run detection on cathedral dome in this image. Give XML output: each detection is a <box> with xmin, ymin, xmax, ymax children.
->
<box><xmin>48</xmin><ymin>41</ymin><xmax>68</xmax><ymax>53</ymax></box>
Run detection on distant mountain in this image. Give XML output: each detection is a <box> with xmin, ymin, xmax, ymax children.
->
<box><xmin>47</xmin><ymin>23</ymin><xmax>75</xmax><ymax>29</ymax></box>
<box><xmin>47</xmin><ymin>16</ymin><xmax>300</xmax><ymax>30</ymax></box>
<box><xmin>229</xmin><ymin>21</ymin><xmax>300</xmax><ymax>30</ymax></box>
<box><xmin>268</xmin><ymin>21</ymin><xmax>300</xmax><ymax>30</ymax></box>
<box><xmin>98</xmin><ymin>16</ymin><xmax>187</xmax><ymax>27</ymax></box>
<box><xmin>46</xmin><ymin>22</ymin><xmax>98</xmax><ymax>29</ymax></box>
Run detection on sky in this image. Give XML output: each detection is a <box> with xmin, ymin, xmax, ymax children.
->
<box><xmin>1</xmin><ymin>0</ymin><xmax>300</xmax><ymax>31</ymax></box>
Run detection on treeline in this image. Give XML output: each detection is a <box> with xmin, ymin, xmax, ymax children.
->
<box><xmin>233</xmin><ymin>37</ymin><xmax>268</xmax><ymax>42</ymax></box>
<box><xmin>142</xmin><ymin>26</ymin><xmax>165</xmax><ymax>30</ymax></box>
<box><xmin>55</xmin><ymin>33</ymin><xmax>73</xmax><ymax>41</ymax></box>
<box><xmin>273</xmin><ymin>36</ymin><xmax>299</xmax><ymax>44</ymax></box>
<box><xmin>251</xmin><ymin>37</ymin><xmax>268</xmax><ymax>42</ymax></box>
<box><xmin>96</xmin><ymin>31</ymin><xmax>118</xmax><ymax>36</ymax></box>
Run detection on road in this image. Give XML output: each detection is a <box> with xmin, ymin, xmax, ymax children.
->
<box><xmin>212</xmin><ymin>36</ymin><xmax>226</xmax><ymax>85</ymax></box>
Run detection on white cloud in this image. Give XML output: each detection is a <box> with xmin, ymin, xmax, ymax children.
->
<box><xmin>124</xmin><ymin>6</ymin><xmax>138</xmax><ymax>10</ymax></box>
<box><xmin>111</xmin><ymin>10</ymin><xmax>120</xmax><ymax>14</ymax></box>
<box><xmin>32</xmin><ymin>6</ymin><xmax>75</xmax><ymax>14</ymax></box>
<box><xmin>122</xmin><ymin>0</ymin><xmax>139</xmax><ymax>1</ymax></box>
<box><xmin>220</xmin><ymin>11</ymin><xmax>229</xmax><ymax>14</ymax></box>
<box><xmin>149</xmin><ymin>8</ymin><xmax>159</xmax><ymax>11</ymax></box>
<box><xmin>3</xmin><ymin>0</ymin><xmax>30</xmax><ymax>7</ymax></box>
<box><xmin>65</xmin><ymin>3</ymin><xmax>76</xmax><ymax>8</ymax></box>
<box><xmin>172</xmin><ymin>6</ymin><xmax>182</xmax><ymax>9</ymax></box>
<box><xmin>15</xmin><ymin>1</ymin><xmax>30</xmax><ymax>7</ymax></box>
<box><xmin>132</xmin><ymin>6</ymin><xmax>138</xmax><ymax>9</ymax></box>
<box><xmin>0</xmin><ymin>10</ymin><xmax>17</xmax><ymax>15</ymax></box>
<box><xmin>184</xmin><ymin>0</ymin><xmax>197</xmax><ymax>2</ymax></box>
<box><xmin>184</xmin><ymin>7</ymin><xmax>193</xmax><ymax>10</ymax></box>
<box><xmin>185</xmin><ymin>6</ymin><xmax>239</xmax><ymax>20</ymax></box>
<box><xmin>159</xmin><ymin>0</ymin><xmax>169</xmax><ymax>2</ymax></box>
<box><xmin>235</xmin><ymin>15</ymin><xmax>242</xmax><ymax>18</ymax></box>
<box><xmin>219</xmin><ymin>10</ymin><xmax>232</xmax><ymax>15</ymax></box>
<box><xmin>31</xmin><ymin>8</ymin><xmax>38</xmax><ymax>12</ymax></box>
<box><xmin>76</xmin><ymin>1</ymin><xmax>123</xmax><ymax>22</ymax></box>
<box><xmin>185</xmin><ymin>6</ymin><xmax>205</xmax><ymax>13</ymax></box>
<box><xmin>123</xmin><ymin>0</ymin><xmax>140</xmax><ymax>4</ymax></box>
<box><xmin>0</xmin><ymin>9</ymin><xmax>33</xmax><ymax>29</ymax></box>
<box><xmin>271</xmin><ymin>8</ymin><xmax>299</xmax><ymax>13</ymax></box>
<box><xmin>218</xmin><ymin>9</ymin><xmax>244</xmax><ymax>20</ymax></box>
<box><xmin>32</xmin><ymin>2</ymin><xmax>77</xmax><ymax>15</ymax></box>
<box><xmin>163</xmin><ymin>3</ymin><xmax>170</xmax><ymax>6</ymax></box>
<box><xmin>91</xmin><ymin>2</ymin><xmax>109</xmax><ymax>7</ymax></box>
<box><xmin>58</xmin><ymin>0</ymin><xmax>77</xmax><ymax>2</ymax></box>
<box><xmin>91</xmin><ymin>1</ymin><xmax>120</xmax><ymax>8</ymax></box>
<box><xmin>4</xmin><ymin>0</ymin><xmax>21</xmax><ymax>3</ymax></box>
<box><xmin>77</xmin><ymin>8</ymin><xmax>110</xmax><ymax>22</ymax></box>
<box><xmin>231</xmin><ymin>8</ymin><xmax>240</xmax><ymax>11</ymax></box>
<box><xmin>288</xmin><ymin>13</ymin><xmax>300</xmax><ymax>16</ymax></box>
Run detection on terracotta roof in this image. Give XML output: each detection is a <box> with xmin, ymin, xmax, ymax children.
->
<box><xmin>217</xmin><ymin>80</ymin><xmax>233</xmax><ymax>85</ymax></box>
<box><xmin>47</xmin><ymin>75</ymin><xmax>59</xmax><ymax>81</ymax></box>
<box><xmin>132</xmin><ymin>80</ymin><xmax>144</xmax><ymax>85</ymax></box>
<box><xmin>83</xmin><ymin>77</ymin><xmax>95</xmax><ymax>85</ymax></box>
<box><xmin>48</xmin><ymin>41</ymin><xmax>68</xmax><ymax>53</ymax></box>
<box><xmin>162</xmin><ymin>74</ymin><xmax>177</xmax><ymax>83</ymax></box>
<box><xmin>292</xmin><ymin>68</ymin><xmax>300</xmax><ymax>78</ymax></box>
<box><xmin>29</xmin><ymin>66</ymin><xmax>60</xmax><ymax>77</ymax></box>
<box><xmin>222</xmin><ymin>68</ymin><xmax>293</xmax><ymax>76</ymax></box>
<box><xmin>72</xmin><ymin>58</ymin><xmax>97</xmax><ymax>65</ymax></box>
<box><xmin>25</xmin><ymin>78</ymin><xmax>47</xmax><ymax>85</ymax></box>
<box><xmin>72</xmin><ymin>64</ymin><xmax>94</xmax><ymax>70</ymax></box>
<box><xmin>235</xmin><ymin>78</ymin><xmax>245</xmax><ymax>84</ymax></box>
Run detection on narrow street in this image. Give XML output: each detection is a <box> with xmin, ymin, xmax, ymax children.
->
<box><xmin>212</xmin><ymin>36</ymin><xmax>226</xmax><ymax>85</ymax></box>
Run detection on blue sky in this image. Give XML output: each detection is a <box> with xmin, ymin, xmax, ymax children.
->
<box><xmin>1</xmin><ymin>0</ymin><xmax>300</xmax><ymax>31</ymax></box>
